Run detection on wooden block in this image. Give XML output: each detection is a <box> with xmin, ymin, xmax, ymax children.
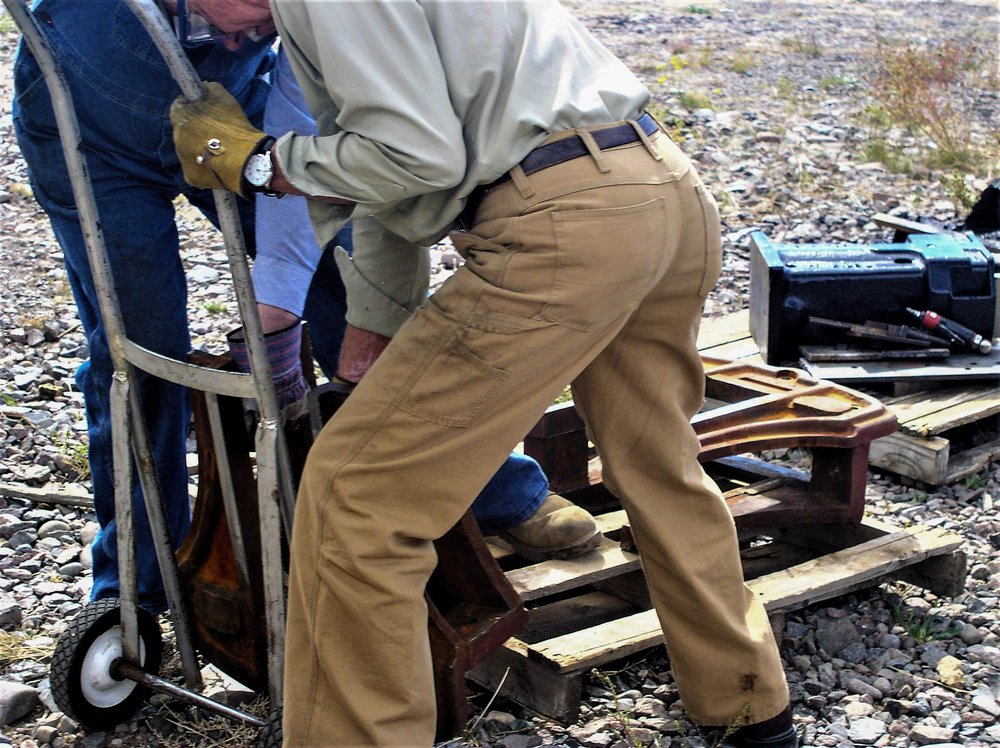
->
<box><xmin>869</xmin><ymin>432</ymin><xmax>950</xmax><ymax>485</ymax></box>
<box><xmin>504</xmin><ymin>539</ymin><xmax>641</xmax><ymax>602</ymax></box>
<box><xmin>467</xmin><ymin>639</ymin><xmax>586</xmax><ymax>723</ymax></box>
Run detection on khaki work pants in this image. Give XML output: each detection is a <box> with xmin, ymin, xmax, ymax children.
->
<box><xmin>283</xmin><ymin>123</ymin><xmax>790</xmax><ymax>746</ymax></box>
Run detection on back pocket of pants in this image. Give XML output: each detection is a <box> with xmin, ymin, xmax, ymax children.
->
<box><xmin>543</xmin><ymin>196</ymin><xmax>667</xmax><ymax>331</ymax></box>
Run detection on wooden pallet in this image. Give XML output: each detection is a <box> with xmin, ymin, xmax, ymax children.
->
<box><xmin>868</xmin><ymin>385</ymin><xmax>1000</xmax><ymax>486</ymax></box>
<box><xmin>472</xmin><ymin>502</ymin><xmax>965</xmax><ymax>723</ymax></box>
<box><xmin>697</xmin><ymin>310</ymin><xmax>1000</xmax><ymax>487</ymax></box>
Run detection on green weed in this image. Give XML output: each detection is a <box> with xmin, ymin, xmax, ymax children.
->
<box><xmin>685</xmin><ymin>5</ymin><xmax>711</xmax><ymax>14</ymax></box>
<box><xmin>962</xmin><ymin>473</ymin><xmax>988</xmax><ymax>490</ymax></box>
<box><xmin>203</xmin><ymin>300</ymin><xmax>228</xmax><ymax>315</ymax></box>
<box><xmin>0</xmin><ymin>12</ymin><xmax>16</xmax><ymax>35</ymax></box>
<box><xmin>775</xmin><ymin>76</ymin><xmax>797</xmax><ymax>99</ymax></box>
<box><xmin>818</xmin><ymin>75</ymin><xmax>855</xmax><ymax>90</ymax></box>
<box><xmin>55</xmin><ymin>434</ymin><xmax>90</xmax><ymax>482</ymax></box>
<box><xmin>861</xmin><ymin>140</ymin><xmax>913</xmax><ymax>174</ymax></box>
<box><xmin>892</xmin><ymin>604</ymin><xmax>963</xmax><ymax>644</ymax></box>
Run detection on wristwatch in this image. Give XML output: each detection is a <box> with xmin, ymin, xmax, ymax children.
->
<box><xmin>243</xmin><ymin>137</ymin><xmax>281</xmax><ymax>196</ymax></box>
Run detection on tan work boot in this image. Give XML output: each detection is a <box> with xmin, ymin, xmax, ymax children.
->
<box><xmin>500</xmin><ymin>493</ymin><xmax>602</xmax><ymax>561</ymax></box>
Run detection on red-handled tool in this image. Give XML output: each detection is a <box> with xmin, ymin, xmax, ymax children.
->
<box><xmin>906</xmin><ymin>308</ymin><xmax>994</xmax><ymax>354</ymax></box>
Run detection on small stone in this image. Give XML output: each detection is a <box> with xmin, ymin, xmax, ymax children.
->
<box><xmin>816</xmin><ymin>616</ymin><xmax>860</xmax><ymax>655</ymax></box>
<box><xmin>908</xmin><ymin>723</ymin><xmax>956</xmax><ymax>744</ymax></box>
<box><xmin>846</xmin><ymin>717</ymin><xmax>886</xmax><ymax>744</ymax></box>
<box><xmin>935</xmin><ymin>655</ymin><xmax>965</xmax><ymax>687</ymax></box>
<box><xmin>36</xmin><ymin>520</ymin><xmax>72</xmax><ymax>540</ymax></box>
<box><xmin>0</xmin><ymin>597</ymin><xmax>21</xmax><ymax>630</ymax></box>
<box><xmin>971</xmin><ymin>686</ymin><xmax>1000</xmax><ymax>717</ymax></box>
<box><xmin>31</xmin><ymin>725</ymin><xmax>56</xmax><ymax>744</ymax></box>
<box><xmin>846</xmin><ymin>679</ymin><xmax>883</xmax><ymax>700</ymax></box>
<box><xmin>0</xmin><ymin>681</ymin><xmax>40</xmax><ymax>726</ymax></box>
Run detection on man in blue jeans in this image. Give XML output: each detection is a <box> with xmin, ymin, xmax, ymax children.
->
<box><xmin>13</xmin><ymin>1</ymin><xmax>598</xmax><ymax>613</ymax></box>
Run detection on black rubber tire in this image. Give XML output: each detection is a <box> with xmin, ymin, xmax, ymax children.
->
<box><xmin>50</xmin><ymin>598</ymin><xmax>163</xmax><ymax>729</ymax></box>
<box><xmin>257</xmin><ymin>707</ymin><xmax>283</xmax><ymax>748</ymax></box>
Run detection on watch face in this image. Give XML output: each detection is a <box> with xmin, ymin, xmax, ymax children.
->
<box><xmin>244</xmin><ymin>153</ymin><xmax>273</xmax><ymax>188</ymax></box>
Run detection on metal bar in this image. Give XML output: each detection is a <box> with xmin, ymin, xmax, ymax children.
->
<box><xmin>127</xmin><ymin>386</ymin><xmax>203</xmax><ymax>691</ymax></box>
<box><xmin>115</xmin><ymin>661</ymin><xmax>268</xmax><ymax>729</ymax></box>
<box><xmin>110</xmin><ymin>376</ymin><xmax>140</xmax><ymax>664</ymax></box>
<box><xmin>255</xmin><ymin>423</ymin><xmax>287</xmax><ymax>707</ymax></box>
<box><xmin>122</xmin><ymin>340</ymin><xmax>259</xmax><ymax>399</ymax></box>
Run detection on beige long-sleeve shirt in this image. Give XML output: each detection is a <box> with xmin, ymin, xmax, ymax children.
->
<box><xmin>270</xmin><ymin>0</ymin><xmax>650</xmax><ymax>333</ymax></box>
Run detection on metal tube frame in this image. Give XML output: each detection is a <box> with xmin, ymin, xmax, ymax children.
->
<box><xmin>5</xmin><ymin>0</ymin><xmax>291</xmax><ymax>718</ymax></box>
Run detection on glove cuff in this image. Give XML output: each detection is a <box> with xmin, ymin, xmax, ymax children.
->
<box><xmin>227</xmin><ymin>322</ymin><xmax>308</xmax><ymax>407</ymax></box>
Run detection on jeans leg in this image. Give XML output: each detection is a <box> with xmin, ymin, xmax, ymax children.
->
<box><xmin>15</xmin><ymin>118</ymin><xmax>191</xmax><ymax>612</ymax></box>
<box><xmin>301</xmin><ymin>233</ymin><xmax>351</xmax><ymax>379</ymax></box>
<box><xmin>470</xmin><ymin>453</ymin><xmax>548</xmax><ymax>535</ymax></box>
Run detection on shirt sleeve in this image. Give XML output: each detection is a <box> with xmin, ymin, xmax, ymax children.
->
<box><xmin>251</xmin><ymin>44</ymin><xmax>325</xmax><ymax>316</ymax></box>
<box><xmin>270</xmin><ymin>0</ymin><xmax>468</xmax><ymax>207</ymax></box>
<box><xmin>337</xmin><ymin>217</ymin><xmax>430</xmax><ymax>338</ymax></box>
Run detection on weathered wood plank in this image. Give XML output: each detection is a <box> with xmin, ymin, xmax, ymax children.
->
<box><xmin>882</xmin><ymin>385</ymin><xmax>1000</xmax><ymax>435</ymax></box>
<box><xmin>697</xmin><ymin>309</ymin><xmax>752</xmax><ymax>349</ymax></box>
<box><xmin>519</xmin><ymin>591</ymin><xmax>639</xmax><ymax>643</ymax></box>
<box><xmin>941</xmin><ymin>436</ymin><xmax>1000</xmax><ymax>485</ymax></box>
<box><xmin>525</xmin><ymin>524</ymin><xmax>963</xmax><ymax>673</ymax></box>
<box><xmin>0</xmin><ymin>482</ymin><xmax>93</xmax><ymax>508</ymax></box>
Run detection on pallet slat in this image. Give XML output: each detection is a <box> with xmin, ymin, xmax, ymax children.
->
<box><xmin>513</xmin><ymin>521</ymin><xmax>963</xmax><ymax>675</ymax></box>
<box><xmin>505</xmin><ymin>540</ymin><xmax>641</xmax><ymax>602</ymax></box>
<box><xmin>884</xmin><ymin>385</ymin><xmax>1000</xmax><ymax>436</ymax></box>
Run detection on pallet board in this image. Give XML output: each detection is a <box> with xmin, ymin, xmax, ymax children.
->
<box><xmin>696</xmin><ymin>311</ymin><xmax>1000</xmax><ymax>486</ymax></box>
<box><xmin>473</xmin><ymin>512</ymin><xmax>965</xmax><ymax>722</ymax></box>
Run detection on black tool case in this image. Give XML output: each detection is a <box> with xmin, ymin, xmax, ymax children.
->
<box><xmin>749</xmin><ymin>231</ymin><xmax>996</xmax><ymax>364</ymax></box>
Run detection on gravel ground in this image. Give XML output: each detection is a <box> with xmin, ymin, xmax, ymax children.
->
<box><xmin>1</xmin><ymin>1</ymin><xmax>999</xmax><ymax>746</ymax></box>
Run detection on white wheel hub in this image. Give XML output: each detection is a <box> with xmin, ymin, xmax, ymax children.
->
<box><xmin>79</xmin><ymin>625</ymin><xmax>145</xmax><ymax>709</ymax></box>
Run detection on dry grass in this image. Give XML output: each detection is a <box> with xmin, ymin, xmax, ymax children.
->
<box><xmin>0</xmin><ymin>631</ymin><xmax>56</xmax><ymax>669</ymax></box>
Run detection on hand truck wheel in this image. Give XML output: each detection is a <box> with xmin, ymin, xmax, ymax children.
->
<box><xmin>257</xmin><ymin>707</ymin><xmax>283</xmax><ymax>748</ymax></box>
<box><xmin>50</xmin><ymin>598</ymin><xmax>163</xmax><ymax>729</ymax></box>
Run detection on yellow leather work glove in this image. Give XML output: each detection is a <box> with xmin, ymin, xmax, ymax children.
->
<box><xmin>170</xmin><ymin>82</ymin><xmax>269</xmax><ymax>198</ymax></box>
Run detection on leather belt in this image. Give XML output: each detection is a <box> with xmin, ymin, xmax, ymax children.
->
<box><xmin>458</xmin><ymin>112</ymin><xmax>659</xmax><ymax>230</ymax></box>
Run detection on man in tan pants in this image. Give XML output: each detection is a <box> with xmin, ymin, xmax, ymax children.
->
<box><xmin>170</xmin><ymin>1</ymin><xmax>796</xmax><ymax>746</ymax></box>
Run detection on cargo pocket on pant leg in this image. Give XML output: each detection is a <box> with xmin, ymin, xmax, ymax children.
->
<box><xmin>399</xmin><ymin>330</ymin><xmax>508</xmax><ymax>428</ymax></box>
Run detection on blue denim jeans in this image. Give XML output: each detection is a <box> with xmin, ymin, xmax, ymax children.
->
<box><xmin>12</xmin><ymin>0</ymin><xmax>276</xmax><ymax>612</ymax></box>
<box><xmin>260</xmin><ymin>47</ymin><xmax>548</xmax><ymax>536</ymax></box>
